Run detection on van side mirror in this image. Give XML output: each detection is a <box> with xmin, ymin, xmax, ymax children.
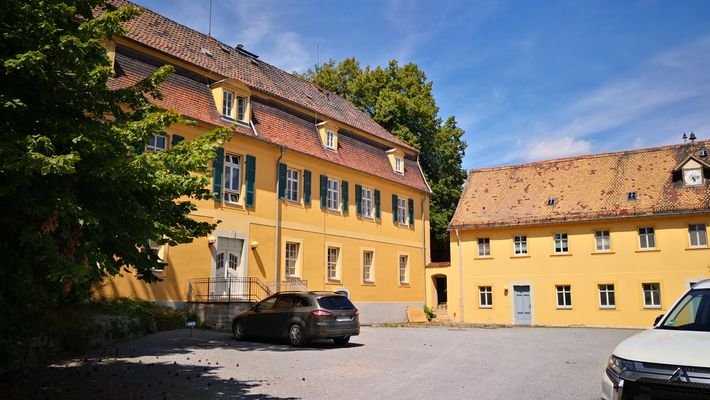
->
<box><xmin>653</xmin><ymin>314</ymin><xmax>664</xmax><ymax>326</ymax></box>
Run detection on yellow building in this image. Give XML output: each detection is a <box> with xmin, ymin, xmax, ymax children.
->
<box><xmin>430</xmin><ymin>141</ymin><xmax>710</xmax><ymax>328</ymax></box>
<box><xmin>98</xmin><ymin>1</ymin><xmax>431</xmax><ymax>323</ymax></box>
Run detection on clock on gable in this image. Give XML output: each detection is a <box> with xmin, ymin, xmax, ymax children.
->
<box><xmin>683</xmin><ymin>168</ymin><xmax>703</xmax><ymax>186</ymax></box>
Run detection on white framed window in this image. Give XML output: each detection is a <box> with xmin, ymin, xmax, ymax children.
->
<box><xmin>477</xmin><ymin>238</ymin><xmax>490</xmax><ymax>257</ymax></box>
<box><xmin>236</xmin><ymin>96</ymin><xmax>247</xmax><ymax>121</ymax></box>
<box><xmin>285</xmin><ymin>242</ymin><xmax>300</xmax><ymax>278</ymax></box>
<box><xmin>399</xmin><ymin>254</ymin><xmax>409</xmax><ymax>284</ymax></box>
<box><xmin>147</xmin><ymin>239</ymin><xmax>168</xmax><ymax>271</ymax></box>
<box><xmin>224</xmin><ymin>154</ymin><xmax>242</xmax><ymax>204</ymax></box>
<box><xmin>556</xmin><ymin>285</ymin><xmax>572</xmax><ymax>309</ymax></box>
<box><xmin>595</xmin><ymin>230</ymin><xmax>611</xmax><ymax>252</ymax></box>
<box><xmin>643</xmin><ymin>283</ymin><xmax>661</xmax><ymax>308</ymax></box>
<box><xmin>395</xmin><ymin>157</ymin><xmax>403</xmax><ymax>174</ymax></box>
<box><xmin>689</xmin><ymin>224</ymin><xmax>707</xmax><ymax>248</ymax></box>
<box><xmin>479</xmin><ymin>286</ymin><xmax>493</xmax><ymax>308</ymax></box>
<box><xmin>639</xmin><ymin>227</ymin><xmax>655</xmax><ymax>249</ymax></box>
<box><xmin>397</xmin><ymin>197</ymin><xmax>408</xmax><ymax>225</ymax></box>
<box><xmin>222</xmin><ymin>90</ymin><xmax>234</xmax><ymax>117</ymax></box>
<box><xmin>599</xmin><ymin>284</ymin><xmax>615</xmax><ymax>309</ymax></box>
<box><xmin>514</xmin><ymin>235</ymin><xmax>527</xmax><ymax>255</ymax></box>
<box><xmin>146</xmin><ymin>134</ymin><xmax>167</xmax><ymax>152</ymax></box>
<box><xmin>286</xmin><ymin>168</ymin><xmax>300</xmax><ymax>202</ymax></box>
<box><xmin>327</xmin><ymin>246</ymin><xmax>340</xmax><ymax>281</ymax></box>
<box><xmin>554</xmin><ymin>233</ymin><xmax>568</xmax><ymax>254</ymax></box>
<box><xmin>362</xmin><ymin>188</ymin><xmax>373</xmax><ymax>218</ymax></box>
<box><xmin>362</xmin><ymin>250</ymin><xmax>374</xmax><ymax>283</ymax></box>
<box><xmin>327</xmin><ymin>178</ymin><xmax>339</xmax><ymax>210</ymax></box>
<box><xmin>326</xmin><ymin>130</ymin><xmax>336</xmax><ymax>150</ymax></box>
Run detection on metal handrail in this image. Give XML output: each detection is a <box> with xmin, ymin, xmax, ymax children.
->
<box><xmin>187</xmin><ymin>277</ymin><xmax>310</xmax><ymax>303</ymax></box>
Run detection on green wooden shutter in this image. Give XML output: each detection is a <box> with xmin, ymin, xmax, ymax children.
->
<box><xmin>408</xmin><ymin>198</ymin><xmax>415</xmax><ymax>227</ymax></box>
<box><xmin>245</xmin><ymin>155</ymin><xmax>256</xmax><ymax>207</ymax></box>
<box><xmin>303</xmin><ymin>170</ymin><xmax>312</xmax><ymax>206</ymax></box>
<box><xmin>341</xmin><ymin>180</ymin><xmax>349</xmax><ymax>213</ymax></box>
<box><xmin>212</xmin><ymin>147</ymin><xmax>224</xmax><ymax>200</ymax></box>
<box><xmin>320</xmin><ymin>175</ymin><xmax>327</xmax><ymax>209</ymax></box>
<box><xmin>355</xmin><ymin>184</ymin><xmax>362</xmax><ymax>216</ymax></box>
<box><xmin>171</xmin><ymin>134</ymin><xmax>184</xmax><ymax>148</ymax></box>
<box><xmin>392</xmin><ymin>194</ymin><xmax>398</xmax><ymax>224</ymax></box>
<box><xmin>278</xmin><ymin>163</ymin><xmax>287</xmax><ymax>199</ymax></box>
<box><xmin>374</xmin><ymin>189</ymin><xmax>381</xmax><ymax>220</ymax></box>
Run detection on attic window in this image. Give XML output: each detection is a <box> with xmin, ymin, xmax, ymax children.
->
<box><xmin>200</xmin><ymin>48</ymin><xmax>213</xmax><ymax>58</ymax></box>
<box><xmin>326</xmin><ymin>130</ymin><xmax>336</xmax><ymax>150</ymax></box>
<box><xmin>546</xmin><ymin>198</ymin><xmax>557</xmax><ymax>206</ymax></box>
<box><xmin>627</xmin><ymin>191</ymin><xmax>638</xmax><ymax>201</ymax></box>
<box><xmin>395</xmin><ymin>157</ymin><xmax>403</xmax><ymax>174</ymax></box>
<box><xmin>700</xmin><ymin>149</ymin><xmax>709</xmax><ymax>158</ymax></box>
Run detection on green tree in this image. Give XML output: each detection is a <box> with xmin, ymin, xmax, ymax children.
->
<box><xmin>0</xmin><ymin>0</ymin><xmax>229</xmax><ymax>359</ymax></box>
<box><xmin>300</xmin><ymin>59</ymin><xmax>467</xmax><ymax>259</ymax></box>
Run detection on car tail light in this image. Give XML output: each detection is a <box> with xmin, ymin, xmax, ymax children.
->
<box><xmin>353</xmin><ymin>309</ymin><xmax>359</xmax><ymax>317</ymax></box>
<box><xmin>310</xmin><ymin>309</ymin><xmax>334</xmax><ymax>318</ymax></box>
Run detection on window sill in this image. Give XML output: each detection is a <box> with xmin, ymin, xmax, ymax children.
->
<box><xmin>510</xmin><ymin>255</ymin><xmax>530</xmax><ymax>259</ymax></box>
<box><xmin>550</xmin><ymin>253</ymin><xmax>572</xmax><ymax>257</ymax></box>
<box><xmin>358</xmin><ymin>215</ymin><xmax>376</xmax><ymax>221</ymax></box>
<box><xmin>643</xmin><ymin>305</ymin><xmax>662</xmax><ymax>310</ymax></box>
<box><xmin>284</xmin><ymin>199</ymin><xmax>303</xmax><ymax>207</ymax></box>
<box><xmin>361</xmin><ymin>282</ymin><xmax>376</xmax><ymax>286</ymax></box>
<box><xmin>474</xmin><ymin>256</ymin><xmax>493</xmax><ymax>260</ymax></box>
<box><xmin>591</xmin><ymin>251</ymin><xmax>615</xmax><ymax>255</ymax></box>
<box><xmin>399</xmin><ymin>283</ymin><xmax>410</xmax><ymax>288</ymax></box>
<box><xmin>599</xmin><ymin>306</ymin><xmax>616</xmax><ymax>310</ymax></box>
<box><xmin>556</xmin><ymin>306</ymin><xmax>573</xmax><ymax>310</ymax></box>
<box><xmin>635</xmin><ymin>249</ymin><xmax>660</xmax><ymax>253</ymax></box>
<box><xmin>325</xmin><ymin>280</ymin><xmax>342</xmax><ymax>285</ymax></box>
<box><xmin>325</xmin><ymin>208</ymin><xmax>342</xmax><ymax>215</ymax></box>
<box><xmin>479</xmin><ymin>306</ymin><xmax>493</xmax><ymax>309</ymax></box>
<box><xmin>685</xmin><ymin>246</ymin><xmax>709</xmax><ymax>251</ymax></box>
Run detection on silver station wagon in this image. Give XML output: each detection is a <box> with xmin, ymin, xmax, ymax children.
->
<box><xmin>232</xmin><ymin>291</ymin><xmax>360</xmax><ymax>346</ymax></box>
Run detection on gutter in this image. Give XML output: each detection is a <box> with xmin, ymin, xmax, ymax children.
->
<box><xmin>274</xmin><ymin>146</ymin><xmax>284</xmax><ymax>292</ymax></box>
<box><xmin>454</xmin><ymin>229</ymin><xmax>464</xmax><ymax>323</ymax></box>
<box><xmin>421</xmin><ymin>194</ymin><xmax>428</xmax><ymax>309</ymax></box>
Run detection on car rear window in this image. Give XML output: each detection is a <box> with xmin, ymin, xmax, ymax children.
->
<box><xmin>317</xmin><ymin>295</ymin><xmax>355</xmax><ymax>310</ymax></box>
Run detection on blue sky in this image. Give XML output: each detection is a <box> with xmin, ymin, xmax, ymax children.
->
<box><xmin>137</xmin><ymin>0</ymin><xmax>710</xmax><ymax>170</ymax></box>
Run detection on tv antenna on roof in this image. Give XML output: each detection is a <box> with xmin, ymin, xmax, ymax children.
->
<box><xmin>208</xmin><ymin>0</ymin><xmax>213</xmax><ymax>37</ymax></box>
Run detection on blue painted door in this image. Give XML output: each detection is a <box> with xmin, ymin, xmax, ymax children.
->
<box><xmin>514</xmin><ymin>285</ymin><xmax>531</xmax><ymax>324</ymax></box>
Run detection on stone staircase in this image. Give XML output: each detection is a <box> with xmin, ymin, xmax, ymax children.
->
<box><xmin>432</xmin><ymin>305</ymin><xmax>452</xmax><ymax>324</ymax></box>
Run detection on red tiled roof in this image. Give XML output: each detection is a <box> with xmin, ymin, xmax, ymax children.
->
<box><xmin>108</xmin><ymin>53</ymin><xmax>251</xmax><ymax>136</ymax></box>
<box><xmin>450</xmin><ymin>141</ymin><xmax>710</xmax><ymax>229</ymax></box>
<box><xmin>110</xmin><ymin>0</ymin><xmax>416</xmax><ymax>152</ymax></box>
<box><xmin>252</xmin><ymin>101</ymin><xmax>430</xmax><ymax>192</ymax></box>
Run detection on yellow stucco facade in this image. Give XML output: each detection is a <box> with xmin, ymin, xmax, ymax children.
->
<box><xmin>97</xmin><ymin>14</ymin><xmax>431</xmax><ymax>324</ymax></box>
<box><xmin>429</xmin><ymin>214</ymin><xmax>710</xmax><ymax>328</ymax></box>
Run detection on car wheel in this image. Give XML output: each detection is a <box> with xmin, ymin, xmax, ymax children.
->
<box><xmin>233</xmin><ymin>321</ymin><xmax>246</xmax><ymax>341</ymax></box>
<box><xmin>288</xmin><ymin>324</ymin><xmax>306</xmax><ymax>346</ymax></box>
<box><xmin>333</xmin><ymin>336</ymin><xmax>350</xmax><ymax>345</ymax></box>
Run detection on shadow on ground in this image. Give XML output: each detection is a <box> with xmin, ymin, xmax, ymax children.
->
<box><xmin>0</xmin><ymin>329</ymin><xmax>363</xmax><ymax>399</ymax></box>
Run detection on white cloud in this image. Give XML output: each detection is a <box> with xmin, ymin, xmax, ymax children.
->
<box><xmin>523</xmin><ymin>137</ymin><xmax>592</xmax><ymax>161</ymax></box>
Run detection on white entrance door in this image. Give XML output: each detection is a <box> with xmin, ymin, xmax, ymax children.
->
<box><xmin>213</xmin><ymin>237</ymin><xmax>245</xmax><ymax>300</ymax></box>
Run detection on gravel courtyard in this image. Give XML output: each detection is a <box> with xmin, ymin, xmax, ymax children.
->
<box><xmin>2</xmin><ymin>326</ymin><xmax>639</xmax><ymax>399</ymax></box>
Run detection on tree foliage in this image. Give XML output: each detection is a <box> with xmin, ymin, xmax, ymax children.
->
<box><xmin>0</xmin><ymin>0</ymin><xmax>229</xmax><ymax>358</ymax></box>
<box><xmin>300</xmin><ymin>59</ymin><xmax>467</xmax><ymax>257</ymax></box>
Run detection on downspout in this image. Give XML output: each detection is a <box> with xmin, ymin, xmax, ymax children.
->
<box><xmin>274</xmin><ymin>146</ymin><xmax>284</xmax><ymax>292</ymax></box>
<box><xmin>454</xmin><ymin>228</ymin><xmax>464</xmax><ymax>323</ymax></box>
<box><xmin>416</xmin><ymin>153</ymin><xmax>432</xmax><ymax>309</ymax></box>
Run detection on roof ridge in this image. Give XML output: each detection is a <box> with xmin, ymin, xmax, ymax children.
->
<box><xmin>116</xmin><ymin>0</ymin><xmax>416</xmax><ymax>153</ymax></box>
<box><xmin>470</xmin><ymin>139</ymin><xmax>710</xmax><ymax>173</ymax></box>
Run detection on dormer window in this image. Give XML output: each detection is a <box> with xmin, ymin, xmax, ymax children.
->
<box><xmin>395</xmin><ymin>157</ymin><xmax>403</xmax><ymax>174</ymax></box>
<box><xmin>211</xmin><ymin>79</ymin><xmax>252</xmax><ymax>124</ymax></box>
<box><xmin>237</xmin><ymin>96</ymin><xmax>247</xmax><ymax>121</ymax></box>
<box><xmin>627</xmin><ymin>191</ymin><xmax>638</xmax><ymax>201</ymax></box>
<box><xmin>326</xmin><ymin>130</ymin><xmax>336</xmax><ymax>150</ymax></box>
<box><xmin>222</xmin><ymin>90</ymin><xmax>234</xmax><ymax>117</ymax></box>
